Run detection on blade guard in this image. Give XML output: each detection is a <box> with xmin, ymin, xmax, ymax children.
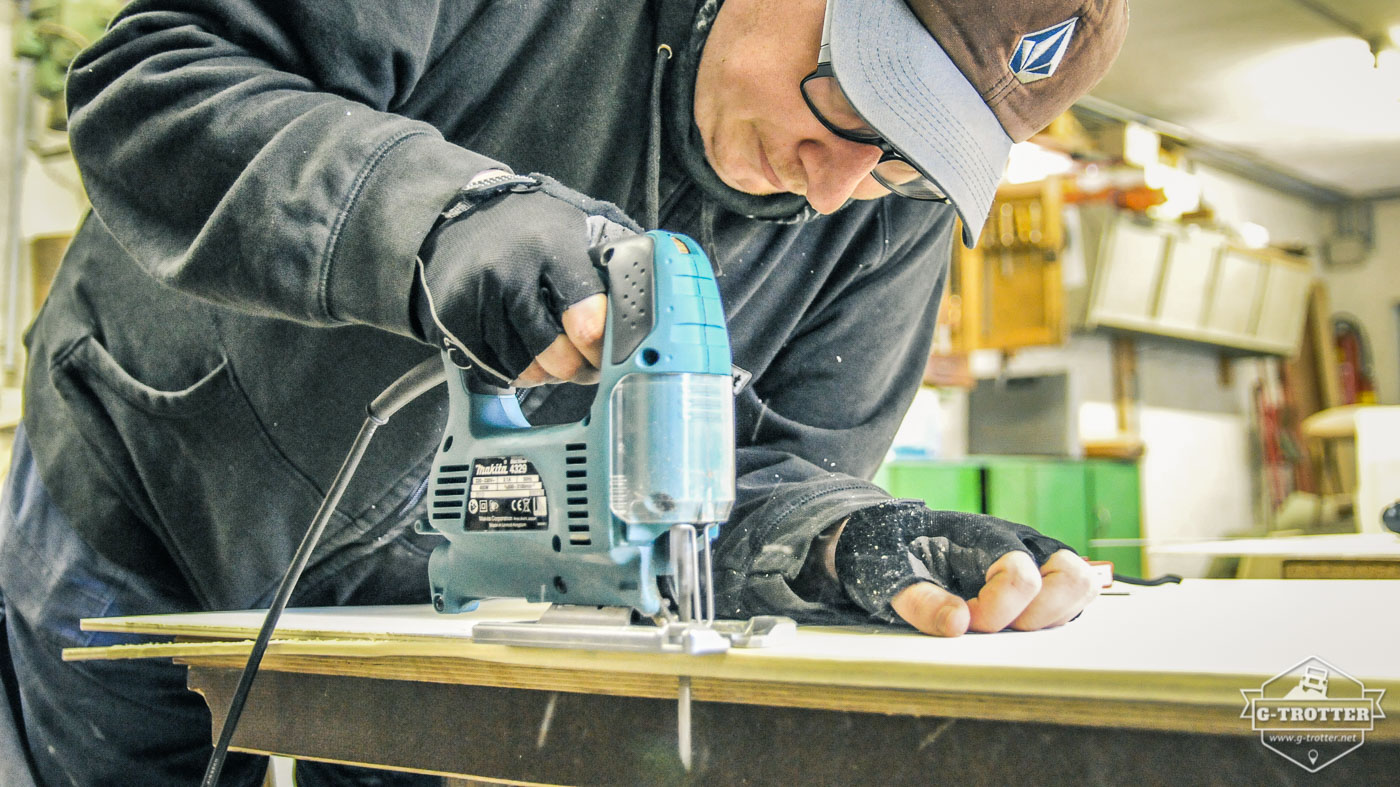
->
<box><xmin>425</xmin><ymin>231</ymin><xmax>734</xmax><ymax>615</ymax></box>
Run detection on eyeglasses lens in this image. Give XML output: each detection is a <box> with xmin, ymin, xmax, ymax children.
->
<box><xmin>802</xmin><ymin>75</ymin><xmax>880</xmax><ymax>141</ymax></box>
<box><xmin>873</xmin><ymin>161</ymin><xmax>947</xmax><ymax>200</ymax></box>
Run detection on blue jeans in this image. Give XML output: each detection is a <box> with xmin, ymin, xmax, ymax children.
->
<box><xmin>0</xmin><ymin>427</ymin><xmax>443</xmax><ymax>786</ymax></box>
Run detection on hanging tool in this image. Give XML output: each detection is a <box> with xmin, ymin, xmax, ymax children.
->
<box><xmin>997</xmin><ymin>200</ymin><xmax>1016</xmax><ymax>277</ymax></box>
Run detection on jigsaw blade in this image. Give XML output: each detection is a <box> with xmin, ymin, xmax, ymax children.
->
<box><xmin>666</xmin><ymin>522</ymin><xmax>709</xmax><ymax>770</ymax></box>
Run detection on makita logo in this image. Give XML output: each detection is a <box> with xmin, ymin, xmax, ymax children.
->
<box><xmin>476</xmin><ymin>462</ymin><xmax>510</xmax><ymax>475</ymax></box>
<box><xmin>1009</xmin><ymin>17</ymin><xmax>1078</xmax><ymax>84</ymax></box>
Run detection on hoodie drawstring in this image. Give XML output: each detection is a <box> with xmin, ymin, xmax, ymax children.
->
<box><xmin>648</xmin><ymin>33</ymin><xmax>721</xmax><ymax>275</ymax></box>
<box><xmin>700</xmin><ymin>198</ymin><xmax>720</xmax><ymax>275</ymax></box>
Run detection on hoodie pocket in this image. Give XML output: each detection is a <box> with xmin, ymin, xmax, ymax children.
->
<box><xmin>64</xmin><ymin>334</ymin><xmax>238</xmax><ymax>416</ymax></box>
<box><xmin>51</xmin><ymin>335</ymin><xmax>325</xmax><ymax>608</ymax></box>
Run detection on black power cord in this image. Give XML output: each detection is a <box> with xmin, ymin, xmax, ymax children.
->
<box><xmin>201</xmin><ymin>356</ymin><xmax>446</xmax><ymax>786</ymax></box>
<box><xmin>1112</xmin><ymin>573</ymin><xmax>1183</xmax><ymax>586</ymax></box>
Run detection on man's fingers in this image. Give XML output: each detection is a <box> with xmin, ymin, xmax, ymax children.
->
<box><xmin>542</xmin><ymin>332</ymin><xmax>600</xmax><ymax>384</ymax></box>
<box><xmin>561</xmin><ymin>294</ymin><xmax>607</xmax><ymax>370</ymax></box>
<box><xmin>890</xmin><ymin>581</ymin><xmax>971</xmax><ymax>637</ymax></box>
<box><xmin>1010</xmin><ymin>550</ymin><xmax>1099</xmax><ymax>631</ymax></box>
<box><xmin>512</xmin><ymin>294</ymin><xmax>607</xmax><ymax>388</ymax></box>
<box><xmin>965</xmin><ymin>551</ymin><xmax>1042</xmax><ymax>633</ymax></box>
<box><xmin>513</xmin><ymin>334</ymin><xmax>600</xmax><ymax>388</ymax></box>
<box><xmin>511</xmin><ymin>357</ymin><xmax>558</xmax><ymax>388</ymax></box>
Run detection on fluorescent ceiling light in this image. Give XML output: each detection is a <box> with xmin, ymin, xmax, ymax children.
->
<box><xmin>1239</xmin><ymin>222</ymin><xmax>1270</xmax><ymax>249</ymax></box>
<box><xmin>1145</xmin><ymin>164</ymin><xmax>1201</xmax><ymax>221</ymax></box>
<box><xmin>1123</xmin><ymin>122</ymin><xmax>1161</xmax><ymax>168</ymax></box>
<box><xmin>1002</xmin><ymin>142</ymin><xmax>1074</xmax><ymax>185</ymax></box>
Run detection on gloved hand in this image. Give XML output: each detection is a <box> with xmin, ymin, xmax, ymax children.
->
<box><xmin>412</xmin><ymin>171</ymin><xmax>640</xmax><ymax>388</ymax></box>
<box><xmin>831</xmin><ymin>500</ymin><xmax>1097</xmax><ymax>635</ymax></box>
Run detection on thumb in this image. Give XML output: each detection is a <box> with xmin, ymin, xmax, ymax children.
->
<box><xmin>890</xmin><ymin>582</ymin><xmax>971</xmax><ymax>637</ymax></box>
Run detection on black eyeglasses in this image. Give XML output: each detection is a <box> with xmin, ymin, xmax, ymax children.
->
<box><xmin>800</xmin><ymin>62</ymin><xmax>949</xmax><ymax>202</ymax></box>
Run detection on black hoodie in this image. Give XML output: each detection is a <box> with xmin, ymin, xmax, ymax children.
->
<box><xmin>22</xmin><ymin>0</ymin><xmax>955</xmax><ymax>619</ymax></box>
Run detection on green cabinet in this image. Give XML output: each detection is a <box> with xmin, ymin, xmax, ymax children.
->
<box><xmin>874</xmin><ymin>461</ymin><xmax>982</xmax><ymax>514</ymax></box>
<box><xmin>984</xmin><ymin>459</ymin><xmax>1093</xmax><ymax>555</ymax></box>
<box><xmin>874</xmin><ymin>457</ymin><xmax>1144</xmax><ymax>577</ymax></box>
<box><xmin>1085</xmin><ymin>461</ymin><xmax>1143</xmax><ymax>576</ymax></box>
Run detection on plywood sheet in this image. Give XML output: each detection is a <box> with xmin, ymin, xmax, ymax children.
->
<box><xmin>76</xmin><ymin>581</ymin><xmax>1400</xmax><ymax>698</ymax></box>
<box><xmin>1152</xmin><ymin>533</ymin><xmax>1400</xmax><ymax>558</ymax></box>
<box><xmin>83</xmin><ymin>599</ymin><xmax>544</xmax><ymax>643</ymax></box>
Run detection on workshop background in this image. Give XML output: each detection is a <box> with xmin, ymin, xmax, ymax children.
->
<box><xmin>3</xmin><ymin>0</ymin><xmax>1399</xmax><ymax>582</ymax></box>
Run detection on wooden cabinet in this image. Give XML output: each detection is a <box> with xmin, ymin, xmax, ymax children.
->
<box><xmin>1202</xmin><ymin>249</ymin><xmax>1265</xmax><ymax>335</ymax></box>
<box><xmin>1254</xmin><ymin>261</ymin><xmax>1314</xmax><ymax>349</ymax></box>
<box><xmin>1090</xmin><ymin>218</ymin><xmax>1168</xmax><ymax>324</ymax></box>
<box><xmin>1155</xmin><ymin>229</ymin><xmax>1217</xmax><ymax>330</ymax></box>
<box><xmin>1072</xmin><ymin>207</ymin><xmax>1313</xmax><ymax>356</ymax></box>
<box><xmin>948</xmin><ymin>179</ymin><xmax>1066</xmax><ymax>352</ymax></box>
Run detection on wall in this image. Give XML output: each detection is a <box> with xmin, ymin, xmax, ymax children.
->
<box><xmin>1319</xmin><ymin>199</ymin><xmax>1400</xmax><ymax>406</ymax></box>
<box><xmin>2</xmin><ymin>10</ymin><xmax>89</xmax><ymax>474</ymax></box>
<box><xmin>1193</xmin><ymin>166</ymin><xmax>1326</xmax><ymax>252</ymax></box>
<box><xmin>992</xmin><ymin>331</ymin><xmax>1268</xmax><ymax>578</ymax></box>
<box><xmin>1</xmin><ymin>11</ymin><xmax>89</xmax><ymax>386</ymax></box>
<box><xmin>1040</xmin><ymin>164</ymin><xmax>1329</xmax><ymax>577</ymax></box>
<box><xmin>1</xmin><ymin>12</ymin><xmax>90</xmax><ymax>232</ymax></box>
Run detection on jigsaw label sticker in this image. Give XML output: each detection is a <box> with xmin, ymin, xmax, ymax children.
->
<box><xmin>465</xmin><ymin>456</ymin><xmax>548</xmax><ymax>531</ymax></box>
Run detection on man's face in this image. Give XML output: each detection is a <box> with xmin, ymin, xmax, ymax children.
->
<box><xmin>693</xmin><ymin>0</ymin><xmax>892</xmax><ymax>215</ymax></box>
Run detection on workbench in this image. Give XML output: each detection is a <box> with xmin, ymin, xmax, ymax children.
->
<box><xmin>71</xmin><ymin>580</ymin><xmax>1399</xmax><ymax>784</ymax></box>
<box><xmin>1152</xmin><ymin>533</ymin><xmax>1400</xmax><ymax>578</ymax></box>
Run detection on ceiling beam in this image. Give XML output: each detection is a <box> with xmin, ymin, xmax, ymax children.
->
<box><xmin>1290</xmin><ymin>0</ymin><xmax>1370</xmax><ymax>40</ymax></box>
<box><xmin>1073</xmin><ymin>95</ymin><xmax>1365</xmax><ymax>206</ymax></box>
<box><xmin>1289</xmin><ymin>0</ymin><xmax>1393</xmax><ymax>64</ymax></box>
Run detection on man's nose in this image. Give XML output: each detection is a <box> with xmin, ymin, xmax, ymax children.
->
<box><xmin>797</xmin><ymin>136</ymin><xmax>883</xmax><ymax>215</ymax></box>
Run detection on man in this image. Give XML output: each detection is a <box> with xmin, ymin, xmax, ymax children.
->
<box><xmin>0</xmin><ymin>0</ymin><xmax>1127</xmax><ymax>783</ymax></box>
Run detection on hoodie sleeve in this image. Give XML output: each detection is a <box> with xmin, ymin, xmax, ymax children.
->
<box><xmin>712</xmin><ymin>203</ymin><xmax>956</xmax><ymax>624</ymax></box>
<box><xmin>66</xmin><ymin>0</ymin><xmax>497</xmax><ymax>336</ymax></box>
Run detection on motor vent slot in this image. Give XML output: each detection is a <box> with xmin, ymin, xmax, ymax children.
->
<box><xmin>431</xmin><ymin>467</ymin><xmax>470</xmax><ymax>527</ymax></box>
<box><xmin>565</xmin><ymin>443</ymin><xmax>591</xmax><ymax>546</ymax></box>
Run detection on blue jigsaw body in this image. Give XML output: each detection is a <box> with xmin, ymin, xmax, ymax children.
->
<box><xmin>424</xmin><ymin>231</ymin><xmax>735</xmax><ymax>616</ymax></box>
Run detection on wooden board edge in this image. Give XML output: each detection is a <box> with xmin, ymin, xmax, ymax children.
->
<box><xmin>183</xmin><ymin>663</ymin><xmax>1380</xmax><ymax>743</ymax></box>
<box><xmin>168</xmin><ymin>650</ymin><xmax>1400</xmax><ymax>742</ymax></box>
<box><xmin>72</xmin><ymin>628</ymin><xmax>1400</xmax><ymax>726</ymax></box>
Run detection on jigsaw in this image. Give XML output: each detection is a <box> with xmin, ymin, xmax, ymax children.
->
<box><xmin>204</xmin><ymin>231</ymin><xmax>792</xmax><ymax>784</ymax></box>
<box><xmin>418</xmin><ymin>230</ymin><xmax>794</xmax><ymax>765</ymax></box>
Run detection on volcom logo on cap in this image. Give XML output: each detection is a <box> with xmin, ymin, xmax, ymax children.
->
<box><xmin>1009</xmin><ymin>17</ymin><xmax>1079</xmax><ymax>84</ymax></box>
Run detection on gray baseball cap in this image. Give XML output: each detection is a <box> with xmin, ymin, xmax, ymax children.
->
<box><xmin>824</xmin><ymin>0</ymin><xmax>1129</xmax><ymax>245</ymax></box>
